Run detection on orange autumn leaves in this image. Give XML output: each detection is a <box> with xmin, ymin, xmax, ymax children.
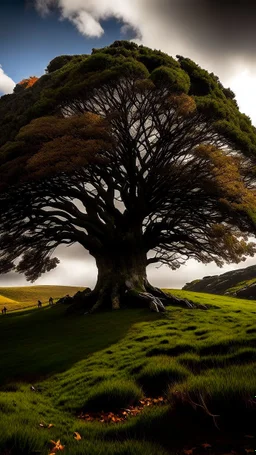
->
<box><xmin>48</xmin><ymin>433</ymin><xmax>82</xmax><ymax>454</ymax></box>
<box><xmin>49</xmin><ymin>439</ymin><xmax>65</xmax><ymax>454</ymax></box>
<box><xmin>14</xmin><ymin>76</ymin><xmax>39</xmax><ymax>93</ymax></box>
<box><xmin>195</xmin><ymin>144</ymin><xmax>256</xmax><ymax>214</ymax></box>
<box><xmin>168</xmin><ymin>93</ymin><xmax>196</xmax><ymax>117</ymax></box>
<box><xmin>18</xmin><ymin>76</ymin><xmax>39</xmax><ymax>89</ymax></box>
<box><xmin>0</xmin><ymin>112</ymin><xmax>113</xmax><ymax>187</ymax></box>
<box><xmin>20</xmin><ymin>112</ymin><xmax>113</xmax><ymax>179</ymax></box>
<box><xmin>79</xmin><ymin>396</ymin><xmax>167</xmax><ymax>424</ymax></box>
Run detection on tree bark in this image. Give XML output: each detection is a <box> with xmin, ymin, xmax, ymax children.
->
<box><xmin>66</xmin><ymin>248</ymin><xmax>207</xmax><ymax>314</ymax></box>
<box><xmin>67</xmin><ymin>249</ymin><xmax>166</xmax><ymax>313</ymax></box>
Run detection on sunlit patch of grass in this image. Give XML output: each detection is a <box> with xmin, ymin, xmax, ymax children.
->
<box><xmin>227</xmin><ymin>277</ymin><xmax>256</xmax><ymax>294</ymax></box>
<box><xmin>79</xmin><ymin>379</ymin><xmax>143</xmax><ymax>412</ymax></box>
<box><xmin>137</xmin><ymin>356</ymin><xmax>189</xmax><ymax>395</ymax></box>
<box><xmin>0</xmin><ymin>285</ymin><xmax>85</xmax><ymax>312</ymax></box>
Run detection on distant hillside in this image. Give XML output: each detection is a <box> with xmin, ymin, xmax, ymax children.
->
<box><xmin>182</xmin><ymin>265</ymin><xmax>256</xmax><ymax>298</ymax></box>
<box><xmin>0</xmin><ymin>285</ymin><xmax>85</xmax><ymax>312</ymax></box>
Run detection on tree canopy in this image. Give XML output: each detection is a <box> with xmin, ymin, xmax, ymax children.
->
<box><xmin>1</xmin><ymin>40</ymin><xmax>256</xmax><ymax>312</ymax></box>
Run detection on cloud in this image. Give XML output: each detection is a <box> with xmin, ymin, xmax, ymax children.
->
<box><xmin>34</xmin><ymin>0</ymin><xmax>256</xmax><ymax>81</ymax></box>
<box><xmin>0</xmin><ymin>66</ymin><xmax>15</xmax><ymax>95</ymax></box>
<box><xmin>71</xmin><ymin>10</ymin><xmax>104</xmax><ymax>37</ymax></box>
<box><xmin>34</xmin><ymin>0</ymin><xmax>57</xmax><ymax>16</ymax></box>
<box><xmin>227</xmin><ymin>69</ymin><xmax>256</xmax><ymax>125</ymax></box>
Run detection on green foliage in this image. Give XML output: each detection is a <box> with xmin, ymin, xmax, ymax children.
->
<box><xmin>1</xmin><ymin>39</ymin><xmax>256</xmax><ymax>157</ymax></box>
<box><xmin>46</xmin><ymin>55</ymin><xmax>77</xmax><ymax>73</ymax></box>
<box><xmin>150</xmin><ymin>66</ymin><xmax>190</xmax><ymax>93</ymax></box>
<box><xmin>177</xmin><ymin>56</ymin><xmax>219</xmax><ymax>96</ymax></box>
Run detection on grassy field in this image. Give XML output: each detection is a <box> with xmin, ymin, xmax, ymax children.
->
<box><xmin>0</xmin><ymin>285</ymin><xmax>85</xmax><ymax>312</ymax></box>
<box><xmin>0</xmin><ymin>289</ymin><xmax>255</xmax><ymax>454</ymax></box>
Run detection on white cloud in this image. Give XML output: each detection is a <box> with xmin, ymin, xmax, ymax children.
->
<box><xmin>34</xmin><ymin>1</ymin><xmax>243</xmax><ymax>81</ymax></box>
<box><xmin>71</xmin><ymin>10</ymin><xmax>104</xmax><ymax>37</ymax></box>
<box><xmin>34</xmin><ymin>0</ymin><xmax>57</xmax><ymax>16</ymax></box>
<box><xmin>35</xmin><ymin>0</ymin><xmax>143</xmax><ymax>38</ymax></box>
<box><xmin>0</xmin><ymin>66</ymin><xmax>15</xmax><ymax>95</ymax></box>
<box><xmin>227</xmin><ymin>68</ymin><xmax>256</xmax><ymax>125</ymax></box>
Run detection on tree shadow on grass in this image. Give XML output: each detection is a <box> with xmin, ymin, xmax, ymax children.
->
<box><xmin>0</xmin><ymin>305</ymin><xmax>160</xmax><ymax>386</ymax></box>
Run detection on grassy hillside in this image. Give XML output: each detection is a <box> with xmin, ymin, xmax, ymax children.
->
<box><xmin>0</xmin><ymin>290</ymin><xmax>255</xmax><ymax>454</ymax></box>
<box><xmin>183</xmin><ymin>264</ymin><xmax>256</xmax><ymax>295</ymax></box>
<box><xmin>227</xmin><ymin>277</ymin><xmax>256</xmax><ymax>294</ymax></box>
<box><xmin>0</xmin><ymin>285</ymin><xmax>85</xmax><ymax>311</ymax></box>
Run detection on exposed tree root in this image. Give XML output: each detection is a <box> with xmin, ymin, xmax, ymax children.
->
<box><xmin>64</xmin><ymin>279</ymin><xmax>208</xmax><ymax>314</ymax></box>
<box><xmin>144</xmin><ymin>280</ymin><xmax>208</xmax><ymax>310</ymax></box>
<box><xmin>65</xmin><ymin>289</ymin><xmax>96</xmax><ymax>315</ymax></box>
<box><xmin>124</xmin><ymin>289</ymin><xmax>166</xmax><ymax>312</ymax></box>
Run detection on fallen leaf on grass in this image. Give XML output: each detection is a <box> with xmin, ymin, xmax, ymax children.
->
<box><xmin>74</xmin><ymin>432</ymin><xmax>82</xmax><ymax>440</ymax></box>
<box><xmin>49</xmin><ymin>439</ymin><xmax>65</xmax><ymax>453</ymax></box>
<box><xmin>79</xmin><ymin>396</ymin><xmax>168</xmax><ymax>424</ymax></box>
<box><xmin>48</xmin><ymin>424</ymin><xmax>54</xmax><ymax>429</ymax></box>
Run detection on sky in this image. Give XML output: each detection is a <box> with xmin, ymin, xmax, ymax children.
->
<box><xmin>1</xmin><ymin>0</ymin><xmax>256</xmax><ymax>288</ymax></box>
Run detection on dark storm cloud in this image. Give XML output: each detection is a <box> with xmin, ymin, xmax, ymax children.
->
<box><xmin>161</xmin><ymin>0</ymin><xmax>256</xmax><ymax>60</ymax></box>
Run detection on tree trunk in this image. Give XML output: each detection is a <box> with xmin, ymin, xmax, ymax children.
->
<box><xmin>66</xmin><ymin>249</ymin><xmax>207</xmax><ymax>314</ymax></box>
<box><xmin>91</xmin><ymin>252</ymin><xmax>167</xmax><ymax>312</ymax></box>
<box><xmin>67</xmin><ymin>250</ymin><xmax>166</xmax><ymax>313</ymax></box>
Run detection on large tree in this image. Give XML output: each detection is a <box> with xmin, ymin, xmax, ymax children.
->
<box><xmin>1</xmin><ymin>41</ymin><xmax>256</xmax><ymax>312</ymax></box>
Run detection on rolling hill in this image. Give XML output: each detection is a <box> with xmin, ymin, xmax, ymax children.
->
<box><xmin>182</xmin><ymin>264</ymin><xmax>256</xmax><ymax>297</ymax></box>
<box><xmin>0</xmin><ymin>285</ymin><xmax>85</xmax><ymax>312</ymax></box>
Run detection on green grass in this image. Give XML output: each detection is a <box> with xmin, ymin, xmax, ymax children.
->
<box><xmin>0</xmin><ymin>289</ymin><xmax>255</xmax><ymax>454</ymax></box>
<box><xmin>82</xmin><ymin>379</ymin><xmax>143</xmax><ymax>412</ymax></box>
<box><xmin>227</xmin><ymin>277</ymin><xmax>256</xmax><ymax>294</ymax></box>
<box><xmin>136</xmin><ymin>356</ymin><xmax>189</xmax><ymax>395</ymax></box>
<box><xmin>0</xmin><ymin>285</ymin><xmax>85</xmax><ymax>311</ymax></box>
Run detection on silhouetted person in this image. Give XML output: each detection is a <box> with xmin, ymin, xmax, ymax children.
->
<box><xmin>49</xmin><ymin>297</ymin><xmax>53</xmax><ymax>306</ymax></box>
<box><xmin>38</xmin><ymin>300</ymin><xmax>42</xmax><ymax>308</ymax></box>
<box><xmin>2</xmin><ymin>307</ymin><xmax>7</xmax><ymax>314</ymax></box>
